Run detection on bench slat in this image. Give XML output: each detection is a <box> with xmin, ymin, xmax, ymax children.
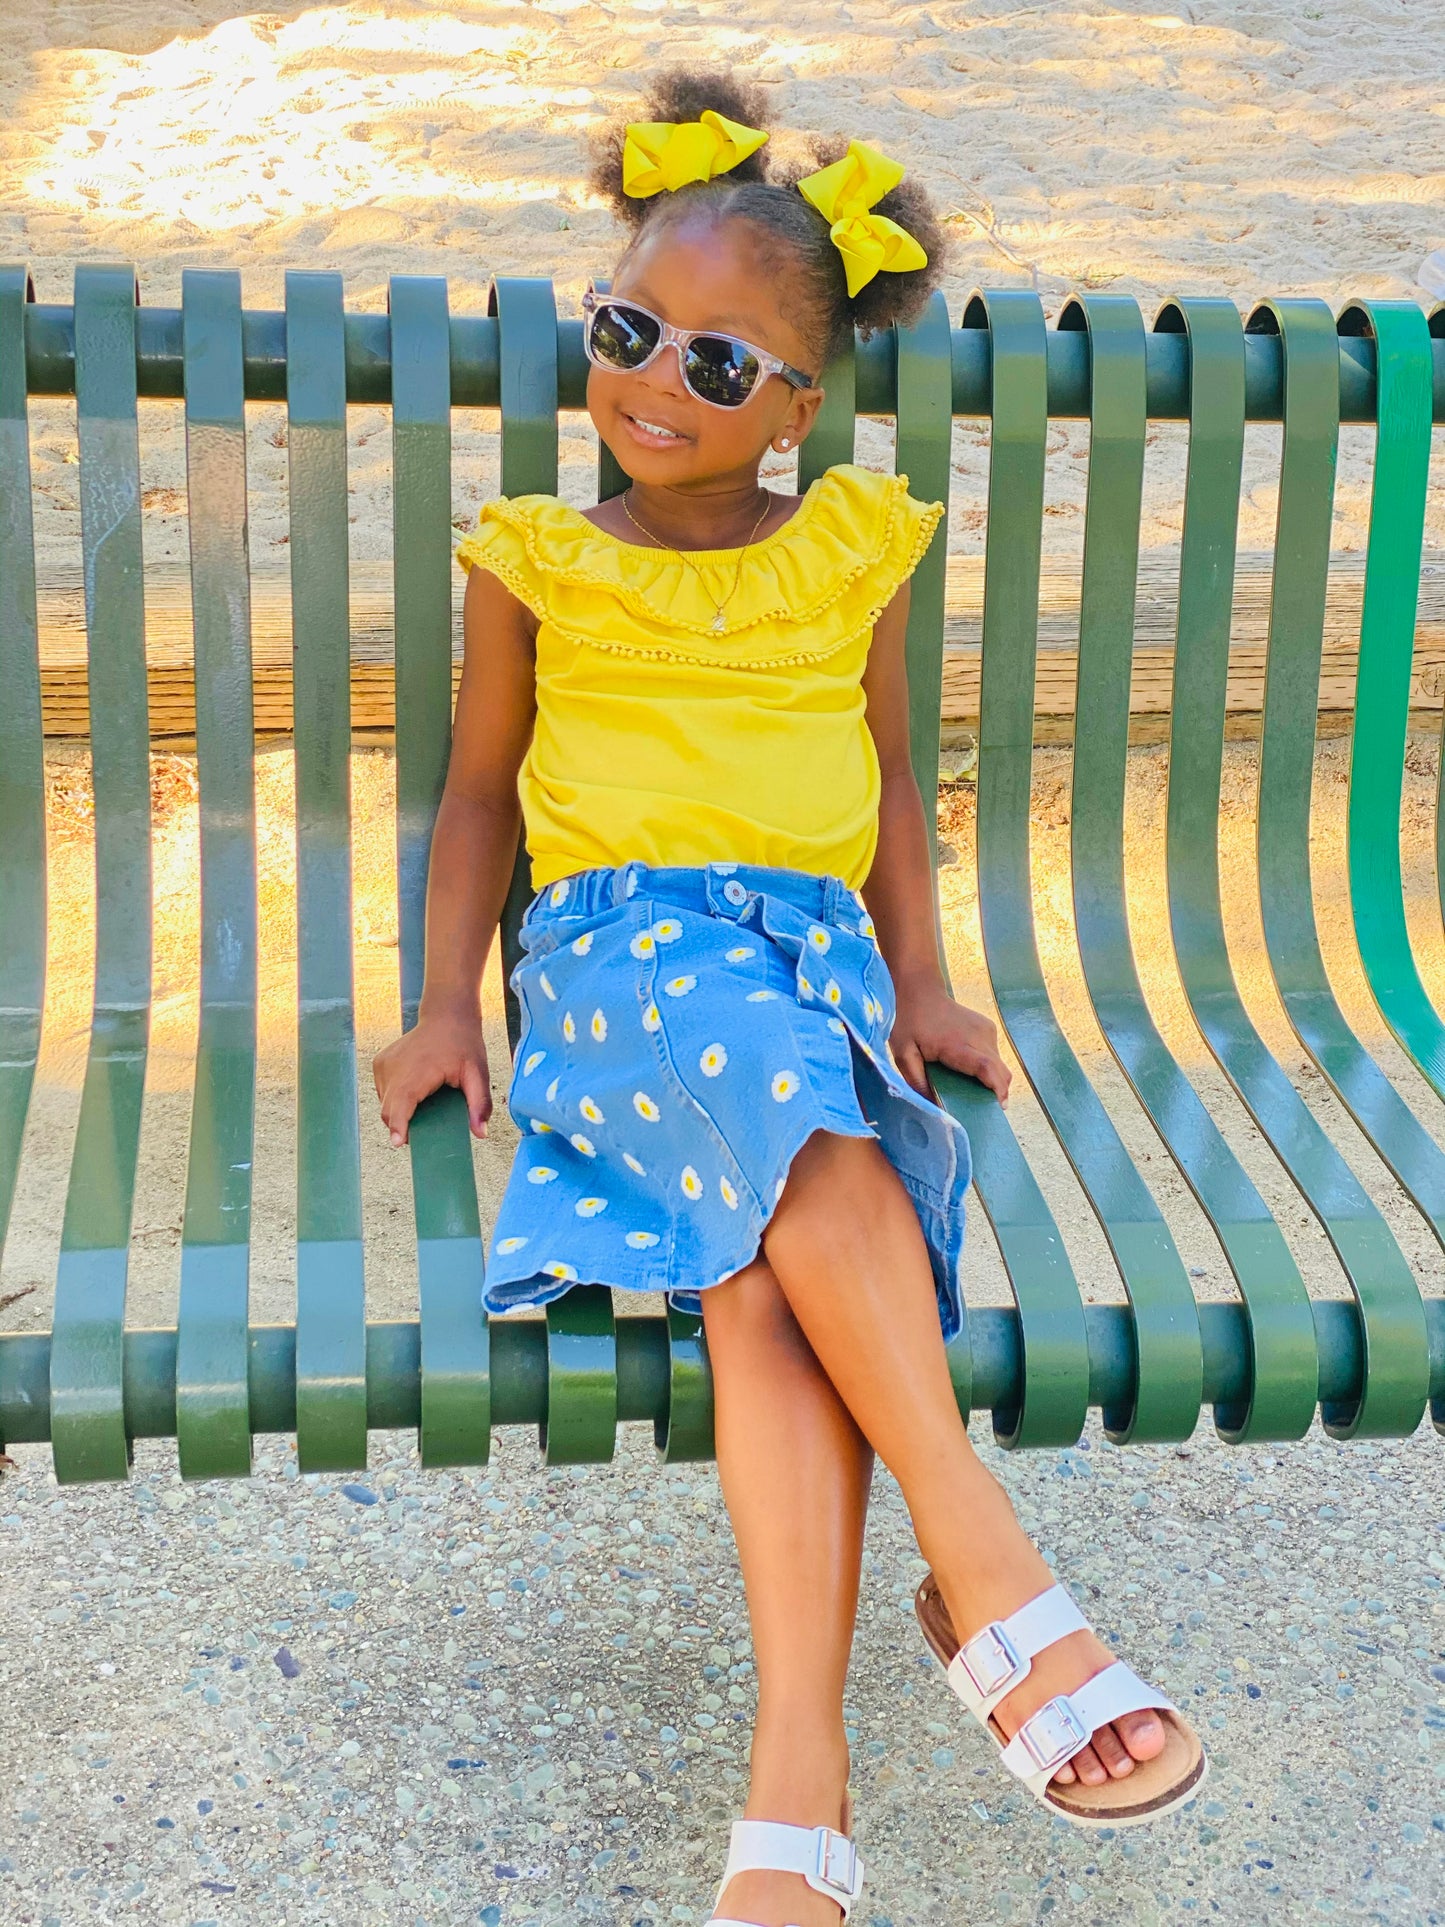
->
<box><xmin>391</xmin><ymin>274</ymin><xmax>491</xmax><ymax>1468</ymax></box>
<box><xmin>971</xmin><ymin>289</ymin><xmax>1205</xmax><ymax>1446</ymax></box>
<box><xmin>491</xmin><ymin>273</ymin><xmax>620</xmax><ymax>1467</ymax></box>
<box><xmin>0</xmin><ymin>269</ymin><xmax>44</xmax><ymax>1255</ymax></box>
<box><xmin>1346</xmin><ymin>301</ymin><xmax>1445</xmax><ymax>1099</ymax></box>
<box><xmin>287</xmin><ymin>270</ymin><xmax>369</xmax><ymax>1474</ymax></box>
<box><xmin>900</xmin><ymin>291</ymin><xmax>1092</xmax><ymax>1452</ymax></box>
<box><xmin>171</xmin><ymin>271</ymin><xmax>260</xmax><ymax>1479</ymax></box>
<box><xmin>49</xmin><ymin>268</ymin><xmax>152</xmax><ymax>1484</ymax></box>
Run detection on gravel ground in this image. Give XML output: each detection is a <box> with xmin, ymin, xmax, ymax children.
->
<box><xmin>3</xmin><ymin>1410</ymin><xmax>1443</xmax><ymax>1927</ymax></box>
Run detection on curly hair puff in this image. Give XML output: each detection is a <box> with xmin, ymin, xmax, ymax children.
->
<box><xmin>585</xmin><ymin>65</ymin><xmax>954</xmax><ymax>376</ymax></box>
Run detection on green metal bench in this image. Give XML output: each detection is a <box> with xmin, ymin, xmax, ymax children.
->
<box><xmin>2</xmin><ymin>266</ymin><xmax>1443</xmax><ymax>1483</ymax></box>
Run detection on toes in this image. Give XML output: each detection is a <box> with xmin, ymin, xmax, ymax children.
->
<box><xmin>1090</xmin><ymin>1721</ymin><xmax>1137</xmax><ymax>1779</ymax></box>
<box><xmin>1116</xmin><ymin>1709</ymin><xmax>1167</xmax><ymax>1763</ymax></box>
<box><xmin>1064</xmin><ymin>1743</ymin><xmax>1109</xmax><ymax>1787</ymax></box>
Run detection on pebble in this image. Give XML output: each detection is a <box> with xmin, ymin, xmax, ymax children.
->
<box><xmin>0</xmin><ymin>1416</ymin><xmax>1441</xmax><ymax>1924</ymax></box>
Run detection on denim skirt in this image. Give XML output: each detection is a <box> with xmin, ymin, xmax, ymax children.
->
<box><xmin>482</xmin><ymin>859</ymin><xmax>972</xmax><ymax>1342</ymax></box>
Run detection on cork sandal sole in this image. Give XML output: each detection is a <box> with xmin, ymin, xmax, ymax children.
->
<box><xmin>915</xmin><ymin>1571</ymin><xmax>1208</xmax><ymax>1828</ymax></box>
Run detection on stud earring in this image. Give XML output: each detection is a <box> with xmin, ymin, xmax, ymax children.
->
<box><xmin>779</xmin><ymin>436</ymin><xmax>790</xmax><ymax>448</ymax></box>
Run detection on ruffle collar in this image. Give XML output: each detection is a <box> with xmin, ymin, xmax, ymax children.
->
<box><xmin>481</xmin><ymin>463</ymin><xmax>919</xmax><ymax>639</ymax></box>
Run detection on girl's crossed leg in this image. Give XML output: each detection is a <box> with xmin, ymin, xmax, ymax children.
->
<box><xmin>701</xmin><ymin>1128</ymin><xmax>1169</xmax><ymax>1926</ymax></box>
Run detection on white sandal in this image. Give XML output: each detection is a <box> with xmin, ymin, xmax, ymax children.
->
<box><xmin>707</xmin><ymin>1808</ymin><xmax>866</xmax><ymax>1925</ymax></box>
<box><xmin>916</xmin><ymin>1570</ymin><xmax>1208</xmax><ymax>1828</ymax></box>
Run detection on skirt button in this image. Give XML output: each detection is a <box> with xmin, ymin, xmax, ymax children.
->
<box><xmin>723</xmin><ymin>879</ymin><xmax>748</xmax><ymax>906</ymax></box>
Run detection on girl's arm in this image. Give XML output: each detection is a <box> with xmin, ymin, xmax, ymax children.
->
<box><xmin>371</xmin><ymin>564</ymin><xmax>538</xmax><ymax>1146</ymax></box>
<box><xmin>860</xmin><ymin>580</ymin><xmax>1012</xmax><ymax>1104</ymax></box>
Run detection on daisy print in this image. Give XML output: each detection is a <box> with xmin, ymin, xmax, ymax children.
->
<box><xmin>571</xmin><ymin>930</ymin><xmax>594</xmax><ymax>955</ymax></box>
<box><xmin>858</xmin><ymin>913</ymin><xmax>877</xmax><ymax>940</ymax></box>
<box><xmin>652</xmin><ymin>918</ymin><xmax>682</xmax><ymax>945</ymax></box>
<box><xmin>633</xmin><ymin>1091</ymin><xmax>662</xmax><ymax>1122</ymax></box>
<box><xmin>528</xmin><ymin>1166</ymin><xmax>559</xmax><ymax>1184</ymax></box>
<box><xmin>522</xmin><ymin>1049</ymin><xmax>545</xmax><ymax>1076</ymax></box>
<box><xmin>827</xmin><ymin>1017</ymin><xmax>847</xmax><ymax>1037</ymax></box>
<box><xmin>629</xmin><ymin>929</ymin><xmax>656</xmax><ymax>960</ymax></box>
<box><xmin>663</xmin><ymin>974</ymin><xmax>697</xmax><ymax>998</ymax></box>
<box><xmin>642</xmin><ymin>1002</ymin><xmax>662</xmax><ymax>1033</ymax></box>
<box><xmin>807</xmin><ymin>924</ymin><xmax>832</xmax><ymax>954</ymax></box>
<box><xmin>563</xmin><ymin>1011</ymin><xmax>578</xmax><ymax>1043</ymax></box>
<box><xmin>725</xmin><ymin>945</ymin><xmax>756</xmax><ymax>963</ymax></box>
<box><xmin>699</xmin><ymin>1043</ymin><xmax>728</xmax><ymax>1077</ymax></box>
<box><xmin>623</xmin><ymin>1151</ymin><xmax>647</xmax><ymax>1175</ymax></box>
<box><xmin>590</xmin><ymin>1008</ymin><xmax>608</xmax><ymax>1043</ymax></box>
<box><xmin>579</xmin><ymin>1095</ymin><xmax>605</xmax><ymax>1125</ymax></box>
<box><xmin>494</xmin><ymin>1235</ymin><xmax>528</xmax><ymax>1254</ymax></box>
<box><xmin>746</xmin><ymin>989</ymin><xmax>779</xmax><ymax>1002</ymax></box>
<box><xmin>531</xmin><ymin>1119</ymin><xmax>555</xmax><ymax>1134</ymax></box>
<box><xmin>543</xmin><ymin>1260</ymin><xmax>578</xmax><ymax>1281</ymax></box>
<box><xmin>575</xmin><ymin>1196</ymin><xmax>608</xmax><ymax>1217</ymax></box>
<box><xmin>570</xmin><ymin>1133</ymin><xmax>597</xmax><ymax>1157</ymax></box>
<box><xmin>680</xmin><ymin>1165</ymin><xmax>704</xmax><ymax>1201</ymax></box>
<box><xmin>771</xmin><ymin>1070</ymin><xmax>801</xmax><ymax>1103</ymax></box>
<box><xmin>539</xmin><ymin>970</ymin><xmax>557</xmax><ymax>1001</ymax></box>
<box><xmin>549</xmin><ymin>881</ymin><xmax>569</xmax><ymax>908</ymax></box>
<box><xmin>546</xmin><ymin>1076</ymin><xmax>560</xmax><ymax>1102</ymax></box>
<box><xmin>719</xmin><ymin>1175</ymin><xmax>739</xmax><ymax>1210</ymax></box>
<box><xmin>626</xmin><ymin>1230</ymin><xmax>660</xmax><ymax>1248</ymax></box>
<box><xmin>823</xmin><ymin>979</ymin><xmax>843</xmax><ymax>1007</ymax></box>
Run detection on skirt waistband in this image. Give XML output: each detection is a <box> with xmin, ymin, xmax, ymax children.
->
<box><xmin>521</xmin><ymin>861</ymin><xmax>861</xmax><ymax>940</ymax></box>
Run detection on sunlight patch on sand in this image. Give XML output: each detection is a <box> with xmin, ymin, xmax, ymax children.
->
<box><xmin>21</xmin><ymin>8</ymin><xmax>596</xmax><ymax>234</ymax></box>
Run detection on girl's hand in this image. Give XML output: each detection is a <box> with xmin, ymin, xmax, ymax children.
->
<box><xmin>889</xmin><ymin>976</ymin><xmax>1013</xmax><ymax>1106</ymax></box>
<box><xmin>372</xmin><ymin>1011</ymin><xmax>493</xmax><ymax>1147</ymax></box>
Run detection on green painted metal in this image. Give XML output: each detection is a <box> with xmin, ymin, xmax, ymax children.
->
<box><xmin>5</xmin><ymin>276</ymin><xmax>1445</xmax><ymax>1474</ymax></box>
<box><xmin>0</xmin><ymin>269</ymin><xmax>44</xmax><ymax>1260</ymax></box>
<box><xmin>17</xmin><ymin>299</ymin><xmax>1445</xmax><ymax>423</ymax></box>
<box><xmin>797</xmin><ymin>324</ymin><xmax>857</xmax><ymax>486</ymax></box>
<box><xmin>1246</xmin><ymin>300</ymin><xmax>1432</xmax><ymax>1435</ymax></box>
<box><xmin>896</xmin><ymin>291</ymin><xmax>1091</xmax><ymax>1452</ymax></box>
<box><xmin>489</xmin><ymin>276</ymin><xmax>619</xmax><ymax>1467</ymax></box>
<box><xmin>286</xmin><ymin>271</ymin><xmax>368</xmax><ymax>1473</ymax></box>
<box><xmin>1340</xmin><ymin>302</ymin><xmax>1444</xmax><ymax>1093</ymax></box>
<box><xmin>1064</xmin><ymin>294</ymin><xmax>1318</xmax><ymax>1444</ymax></box>
<box><xmin>389</xmin><ymin>274</ymin><xmax>491</xmax><ymax>1468</ymax></box>
<box><xmin>171</xmin><ymin>272</ymin><xmax>259</xmax><ymax>1481</ymax></box>
<box><xmin>48</xmin><ymin>267</ymin><xmax>151</xmax><ymax>1485</ymax></box>
<box><xmin>967</xmin><ymin>288</ymin><xmax>1203</xmax><ymax>1446</ymax></box>
<box><xmin>1161</xmin><ymin>298</ymin><xmax>1427</xmax><ymax>1442</ymax></box>
<box><xmin>6</xmin><ymin>1298</ymin><xmax>1443</xmax><ymax>1447</ymax></box>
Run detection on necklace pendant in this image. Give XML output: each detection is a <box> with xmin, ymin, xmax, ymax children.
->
<box><xmin>710</xmin><ymin>609</ymin><xmax>726</xmax><ymax>634</ymax></box>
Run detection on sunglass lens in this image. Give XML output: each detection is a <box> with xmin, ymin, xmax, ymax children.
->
<box><xmin>685</xmin><ymin>335</ymin><xmax>761</xmax><ymax>407</ymax></box>
<box><xmin>591</xmin><ymin>301</ymin><xmax>660</xmax><ymax>370</ymax></box>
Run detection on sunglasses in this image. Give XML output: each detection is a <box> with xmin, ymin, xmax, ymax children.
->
<box><xmin>581</xmin><ymin>285</ymin><xmax>817</xmax><ymax>410</ymax></box>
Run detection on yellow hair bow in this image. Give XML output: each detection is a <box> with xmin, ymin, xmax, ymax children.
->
<box><xmin>622</xmin><ymin>110</ymin><xmax>768</xmax><ymax>198</ymax></box>
<box><xmin>795</xmin><ymin>138</ymin><xmax>928</xmax><ymax>296</ymax></box>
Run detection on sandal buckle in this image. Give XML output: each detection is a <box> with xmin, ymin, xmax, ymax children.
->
<box><xmin>814</xmin><ymin>1827</ymin><xmax>860</xmax><ymax>1902</ymax></box>
<box><xmin>958</xmin><ymin>1620</ymin><xmax>1026</xmax><ymax>1699</ymax></box>
<box><xmin>1018</xmin><ymin>1695</ymin><xmax>1090</xmax><ymax>1775</ymax></box>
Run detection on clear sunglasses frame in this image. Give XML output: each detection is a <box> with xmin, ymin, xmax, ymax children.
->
<box><xmin>581</xmin><ymin>285</ymin><xmax>817</xmax><ymax>409</ymax></box>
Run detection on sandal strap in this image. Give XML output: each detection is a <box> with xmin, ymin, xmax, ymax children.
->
<box><xmin>997</xmin><ymin>1661</ymin><xmax>1181</xmax><ymax>1795</ymax></box>
<box><xmin>713</xmin><ymin>1819</ymin><xmax>866</xmax><ymax>1918</ymax></box>
<box><xmin>945</xmin><ymin>1582</ymin><xmax>1089</xmax><ymax>1721</ymax></box>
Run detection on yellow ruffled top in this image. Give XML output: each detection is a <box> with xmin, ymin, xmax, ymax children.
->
<box><xmin>454</xmin><ymin>462</ymin><xmax>945</xmax><ymax>892</ymax></box>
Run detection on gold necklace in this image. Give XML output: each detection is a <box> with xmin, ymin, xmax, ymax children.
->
<box><xmin>621</xmin><ymin>487</ymin><xmax>775</xmax><ymax>634</ymax></box>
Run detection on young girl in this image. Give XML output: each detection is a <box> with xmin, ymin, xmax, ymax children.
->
<box><xmin>372</xmin><ymin>66</ymin><xmax>1205</xmax><ymax>1927</ymax></box>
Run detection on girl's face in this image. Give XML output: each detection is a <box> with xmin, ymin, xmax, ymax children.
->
<box><xmin>588</xmin><ymin>215</ymin><xmax>826</xmax><ymax>488</ymax></box>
